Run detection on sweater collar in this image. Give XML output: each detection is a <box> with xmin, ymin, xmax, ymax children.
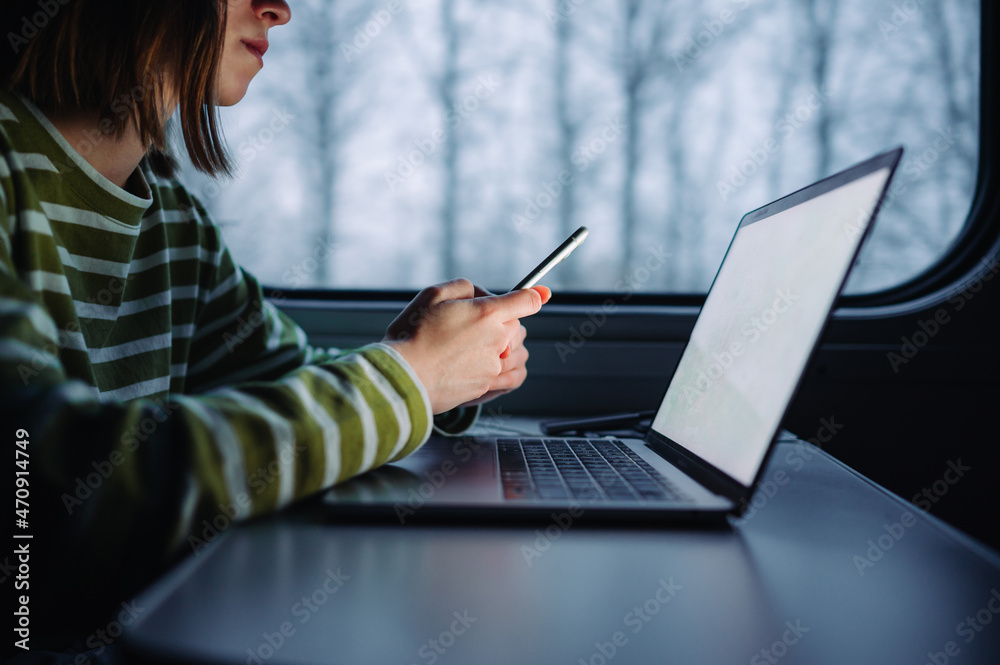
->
<box><xmin>8</xmin><ymin>91</ymin><xmax>154</xmax><ymax>228</ymax></box>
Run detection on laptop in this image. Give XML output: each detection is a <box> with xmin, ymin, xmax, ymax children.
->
<box><xmin>322</xmin><ymin>147</ymin><xmax>903</xmax><ymax>524</ymax></box>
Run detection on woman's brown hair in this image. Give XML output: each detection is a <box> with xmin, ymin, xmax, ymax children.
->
<box><xmin>2</xmin><ymin>0</ymin><xmax>233</xmax><ymax>178</ymax></box>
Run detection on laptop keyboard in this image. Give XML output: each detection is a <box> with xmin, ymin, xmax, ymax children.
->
<box><xmin>496</xmin><ymin>438</ymin><xmax>689</xmax><ymax>503</ymax></box>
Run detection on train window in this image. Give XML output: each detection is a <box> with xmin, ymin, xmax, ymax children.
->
<box><xmin>176</xmin><ymin>0</ymin><xmax>980</xmax><ymax>296</ymax></box>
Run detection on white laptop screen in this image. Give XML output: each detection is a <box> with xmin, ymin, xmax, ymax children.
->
<box><xmin>651</xmin><ymin>167</ymin><xmax>893</xmax><ymax>487</ymax></box>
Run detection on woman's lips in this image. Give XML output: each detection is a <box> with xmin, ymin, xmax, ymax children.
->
<box><xmin>241</xmin><ymin>39</ymin><xmax>268</xmax><ymax>65</ymax></box>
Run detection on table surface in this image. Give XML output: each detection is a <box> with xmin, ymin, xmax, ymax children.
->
<box><xmin>122</xmin><ymin>429</ymin><xmax>1000</xmax><ymax>665</ymax></box>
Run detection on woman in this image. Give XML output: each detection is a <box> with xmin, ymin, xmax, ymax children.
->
<box><xmin>0</xmin><ymin>0</ymin><xmax>549</xmax><ymax>657</ymax></box>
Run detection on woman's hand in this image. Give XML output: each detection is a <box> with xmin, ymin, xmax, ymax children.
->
<box><xmin>383</xmin><ymin>279</ymin><xmax>551</xmax><ymax>414</ymax></box>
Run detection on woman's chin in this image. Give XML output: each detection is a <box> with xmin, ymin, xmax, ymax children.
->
<box><xmin>215</xmin><ymin>79</ymin><xmax>252</xmax><ymax>107</ymax></box>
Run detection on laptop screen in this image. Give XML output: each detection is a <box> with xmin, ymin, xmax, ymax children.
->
<box><xmin>651</xmin><ymin>163</ymin><xmax>895</xmax><ymax>487</ymax></box>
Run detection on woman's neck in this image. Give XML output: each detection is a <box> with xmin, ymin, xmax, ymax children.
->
<box><xmin>43</xmin><ymin>109</ymin><xmax>152</xmax><ymax>190</ymax></box>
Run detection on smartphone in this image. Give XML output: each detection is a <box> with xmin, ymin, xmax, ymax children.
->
<box><xmin>509</xmin><ymin>226</ymin><xmax>589</xmax><ymax>291</ymax></box>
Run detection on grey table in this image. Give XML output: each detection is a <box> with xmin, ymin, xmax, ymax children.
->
<box><xmin>122</xmin><ymin>438</ymin><xmax>1000</xmax><ymax>665</ymax></box>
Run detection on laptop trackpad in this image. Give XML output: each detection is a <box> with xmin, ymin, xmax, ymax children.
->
<box><xmin>324</xmin><ymin>438</ymin><xmax>502</xmax><ymax>505</ymax></box>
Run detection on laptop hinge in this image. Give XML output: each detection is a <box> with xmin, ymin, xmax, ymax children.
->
<box><xmin>645</xmin><ymin>432</ymin><xmax>751</xmax><ymax>506</ymax></box>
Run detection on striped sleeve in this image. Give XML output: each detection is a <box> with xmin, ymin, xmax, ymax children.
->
<box><xmin>178</xmin><ymin>202</ymin><xmax>478</xmax><ymax>435</ymax></box>
<box><xmin>1</xmin><ymin>283</ymin><xmax>433</xmax><ymax>648</ymax></box>
<box><xmin>0</xmin><ymin>186</ymin><xmax>434</xmax><ymax>648</ymax></box>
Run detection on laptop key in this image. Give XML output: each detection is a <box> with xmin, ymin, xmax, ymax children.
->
<box><xmin>504</xmin><ymin>485</ymin><xmax>535</xmax><ymax>499</ymax></box>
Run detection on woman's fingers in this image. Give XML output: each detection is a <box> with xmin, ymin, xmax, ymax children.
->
<box><xmin>531</xmin><ymin>285</ymin><xmax>552</xmax><ymax>304</ymax></box>
<box><xmin>483</xmin><ymin>287</ymin><xmax>543</xmax><ymax>322</ymax></box>
<box><xmin>385</xmin><ymin>280</ymin><xmax>549</xmax><ymax>413</ymax></box>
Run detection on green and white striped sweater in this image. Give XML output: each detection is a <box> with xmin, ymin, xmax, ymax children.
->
<box><xmin>0</xmin><ymin>89</ymin><xmax>455</xmax><ymax>647</ymax></box>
